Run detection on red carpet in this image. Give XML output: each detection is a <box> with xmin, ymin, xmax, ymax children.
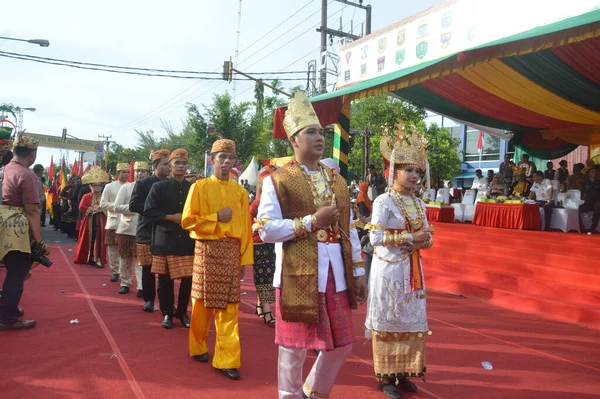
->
<box><xmin>1</xmin><ymin>238</ymin><xmax>600</xmax><ymax>398</ymax></box>
<box><xmin>423</xmin><ymin>223</ymin><xmax>600</xmax><ymax>329</ymax></box>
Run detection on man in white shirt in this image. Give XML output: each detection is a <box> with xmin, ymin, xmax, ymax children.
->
<box><xmin>100</xmin><ymin>163</ymin><xmax>130</xmax><ymax>282</ymax></box>
<box><xmin>529</xmin><ymin>171</ymin><xmax>554</xmax><ymax>230</ymax></box>
<box><xmin>256</xmin><ymin>92</ymin><xmax>367</xmax><ymax>399</ymax></box>
<box><xmin>471</xmin><ymin>169</ymin><xmax>489</xmax><ymax>190</ymax></box>
<box><xmin>113</xmin><ymin>162</ymin><xmax>149</xmax><ymax>296</ymax></box>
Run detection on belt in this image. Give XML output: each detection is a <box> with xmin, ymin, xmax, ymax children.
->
<box><xmin>316</xmin><ymin>228</ymin><xmax>340</xmax><ymax>244</ymax></box>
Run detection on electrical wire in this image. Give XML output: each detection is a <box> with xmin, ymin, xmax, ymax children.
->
<box><xmin>0</xmin><ymin>52</ymin><xmax>309</xmax><ymax>80</ymax></box>
<box><xmin>0</xmin><ymin>50</ymin><xmax>307</xmax><ymax>75</ymax></box>
<box><xmin>104</xmin><ymin>0</ymin><xmax>323</xmax><ymax>135</ymax></box>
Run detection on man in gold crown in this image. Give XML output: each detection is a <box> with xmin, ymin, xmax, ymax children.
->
<box><xmin>256</xmin><ymin>91</ymin><xmax>367</xmax><ymax>398</ymax></box>
<box><xmin>101</xmin><ymin>163</ymin><xmax>130</xmax><ymax>282</ymax></box>
<box><xmin>113</xmin><ymin>161</ymin><xmax>150</xmax><ymax>296</ymax></box>
<box><xmin>144</xmin><ymin>149</ymin><xmax>194</xmax><ymax>329</ymax></box>
<box><xmin>74</xmin><ymin>166</ymin><xmax>110</xmax><ymax>267</ymax></box>
<box><xmin>0</xmin><ymin>135</ymin><xmax>50</xmax><ymax>330</ymax></box>
<box><xmin>182</xmin><ymin>139</ymin><xmax>253</xmax><ymax>381</ymax></box>
<box><xmin>130</xmin><ymin>150</ymin><xmax>171</xmax><ymax>312</ymax></box>
<box><xmin>365</xmin><ymin>121</ymin><xmax>433</xmax><ymax>399</ymax></box>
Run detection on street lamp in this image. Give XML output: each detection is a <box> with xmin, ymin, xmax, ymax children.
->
<box><xmin>0</xmin><ymin>36</ymin><xmax>50</xmax><ymax>47</ymax></box>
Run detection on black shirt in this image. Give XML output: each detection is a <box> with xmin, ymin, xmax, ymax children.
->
<box><xmin>582</xmin><ymin>178</ymin><xmax>600</xmax><ymax>206</ymax></box>
<box><xmin>544</xmin><ymin>169</ymin><xmax>555</xmax><ymax>180</ymax></box>
<box><xmin>144</xmin><ymin>177</ymin><xmax>195</xmax><ymax>256</ymax></box>
<box><xmin>130</xmin><ymin>175</ymin><xmax>161</xmax><ymax>244</ymax></box>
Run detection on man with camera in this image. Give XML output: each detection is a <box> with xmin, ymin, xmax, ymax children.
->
<box><xmin>0</xmin><ymin>136</ymin><xmax>51</xmax><ymax>330</ymax></box>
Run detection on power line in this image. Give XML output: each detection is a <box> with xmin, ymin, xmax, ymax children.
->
<box><xmin>0</xmin><ymin>50</ymin><xmax>307</xmax><ymax>76</ymax></box>
<box><xmin>105</xmin><ymin>0</ymin><xmax>344</xmax><ymax>136</ymax></box>
<box><xmin>104</xmin><ymin>1</ymin><xmax>322</xmax><ymax>136</ymax></box>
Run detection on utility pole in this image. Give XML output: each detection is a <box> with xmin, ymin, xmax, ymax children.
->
<box><xmin>319</xmin><ymin>0</ymin><xmax>328</xmax><ymax>94</ymax></box>
<box><xmin>97</xmin><ymin>134</ymin><xmax>113</xmax><ymax>162</ymax></box>
<box><xmin>317</xmin><ymin>0</ymin><xmax>372</xmax><ymax>94</ymax></box>
<box><xmin>233</xmin><ymin>0</ymin><xmax>243</xmax><ymax>100</ymax></box>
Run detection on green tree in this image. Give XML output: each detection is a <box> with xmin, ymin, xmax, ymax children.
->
<box><xmin>417</xmin><ymin>122</ymin><xmax>462</xmax><ymax>187</ymax></box>
<box><xmin>349</xmin><ymin>94</ymin><xmax>426</xmax><ymax>179</ymax></box>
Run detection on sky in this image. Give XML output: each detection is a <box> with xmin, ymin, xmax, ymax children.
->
<box><xmin>1</xmin><ymin>0</ymin><xmax>442</xmax><ymax>167</ymax></box>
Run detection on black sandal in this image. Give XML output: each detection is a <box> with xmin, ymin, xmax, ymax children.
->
<box><xmin>396</xmin><ymin>377</ymin><xmax>417</xmax><ymax>392</ymax></box>
<box><xmin>261</xmin><ymin>311</ymin><xmax>275</xmax><ymax>325</ymax></box>
<box><xmin>379</xmin><ymin>381</ymin><xmax>403</xmax><ymax>399</ymax></box>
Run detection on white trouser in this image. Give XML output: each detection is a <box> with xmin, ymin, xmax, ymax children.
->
<box><xmin>107</xmin><ymin>245</ymin><xmax>120</xmax><ymax>275</ymax></box>
<box><xmin>135</xmin><ymin>261</ymin><xmax>142</xmax><ymax>290</ymax></box>
<box><xmin>278</xmin><ymin>344</ymin><xmax>353</xmax><ymax>399</ymax></box>
<box><xmin>119</xmin><ymin>256</ymin><xmax>139</xmax><ymax>288</ymax></box>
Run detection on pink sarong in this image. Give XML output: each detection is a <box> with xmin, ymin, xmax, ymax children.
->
<box><xmin>275</xmin><ymin>268</ymin><xmax>354</xmax><ymax>351</ymax></box>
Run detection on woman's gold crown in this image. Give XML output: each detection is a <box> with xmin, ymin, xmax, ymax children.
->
<box><xmin>380</xmin><ymin>120</ymin><xmax>428</xmax><ymax>170</ymax></box>
<box><xmin>82</xmin><ymin>165</ymin><xmax>110</xmax><ymax>184</ymax></box>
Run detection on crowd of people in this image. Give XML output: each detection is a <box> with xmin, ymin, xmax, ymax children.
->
<box><xmin>468</xmin><ymin>155</ymin><xmax>599</xmax><ymax>233</ymax></box>
<box><xmin>0</xmin><ymin>92</ymin><xmax>436</xmax><ymax>399</ymax></box>
<box><xmin>1</xmin><ymin>89</ymin><xmax>598</xmax><ymax>398</ymax></box>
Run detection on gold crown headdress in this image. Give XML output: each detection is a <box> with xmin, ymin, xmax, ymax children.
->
<box><xmin>134</xmin><ymin>161</ymin><xmax>149</xmax><ymax>170</ymax></box>
<box><xmin>282</xmin><ymin>91</ymin><xmax>321</xmax><ymax>138</ymax></box>
<box><xmin>81</xmin><ymin>165</ymin><xmax>110</xmax><ymax>184</ymax></box>
<box><xmin>116</xmin><ymin>163</ymin><xmax>129</xmax><ymax>172</ymax></box>
<box><xmin>380</xmin><ymin>120</ymin><xmax>428</xmax><ymax>187</ymax></box>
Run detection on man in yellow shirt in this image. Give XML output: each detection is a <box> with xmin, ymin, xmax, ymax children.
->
<box><xmin>181</xmin><ymin>139</ymin><xmax>253</xmax><ymax>381</ymax></box>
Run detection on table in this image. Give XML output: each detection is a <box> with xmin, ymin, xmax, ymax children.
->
<box><xmin>473</xmin><ymin>202</ymin><xmax>541</xmax><ymax>230</ymax></box>
<box><xmin>426</xmin><ymin>205</ymin><xmax>455</xmax><ymax>223</ymax></box>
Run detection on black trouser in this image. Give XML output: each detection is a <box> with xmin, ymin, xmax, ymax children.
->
<box><xmin>537</xmin><ymin>201</ymin><xmax>554</xmax><ymax>230</ymax></box>
<box><xmin>141</xmin><ymin>265</ymin><xmax>156</xmax><ymax>302</ymax></box>
<box><xmin>40</xmin><ymin>202</ymin><xmax>46</xmax><ymax>226</ymax></box>
<box><xmin>580</xmin><ymin>203</ymin><xmax>600</xmax><ymax>231</ymax></box>
<box><xmin>157</xmin><ymin>275</ymin><xmax>192</xmax><ymax>317</ymax></box>
<box><xmin>52</xmin><ymin>203</ymin><xmax>61</xmax><ymax>229</ymax></box>
<box><xmin>0</xmin><ymin>251</ymin><xmax>31</xmax><ymax>324</ymax></box>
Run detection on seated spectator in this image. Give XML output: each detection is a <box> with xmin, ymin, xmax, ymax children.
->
<box><xmin>554</xmin><ymin>160</ymin><xmax>569</xmax><ymax>192</ymax></box>
<box><xmin>544</xmin><ymin>161</ymin><xmax>555</xmax><ymax>180</ymax></box>
<box><xmin>529</xmin><ymin>171</ymin><xmax>554</xmax><ymax>231</ymax></box>
<box><xmin>471</xmin><ymin>169</ymin><xmax>489</xmax><ymax>190</ymax></box>
<box><xmin>579</xmin><ymin>165</ymin><xmax>600</xmax><ymax>233</ymax></box>
<box><xmin>488</xmin><ymin>173</ymin><xmax>507</xmax><ymax>197</ymax></box>
<box><xmin>582</xmin><ymin>159</ymin><xmax>596</xmax><ymax>176</ymax></box>
<box><xmin>567</xmin><ymin>163</ymin><xmax>586</xmax><ymax>191</ymax></box>
<box><xmin>486</xmin><ymin>169</ymin><xmax>495</xmax><ymax>183</ymax></box>
<box><xmin>508</xmin><ymin>173</ymin><xmax>531</xmax><ymax>198</ymax></box>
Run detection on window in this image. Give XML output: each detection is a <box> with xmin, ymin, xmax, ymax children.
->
<box><xmin>464</xmin><ymin>128</ymin><xmax>501</xmax><ymax>162</ymax></box>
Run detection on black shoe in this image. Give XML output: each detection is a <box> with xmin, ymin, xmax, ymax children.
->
<box><xmin>396</xmin><ymin>378</ymin><xmax>417</xmax><ymax>393</ymax></box>
<box><xmin>142</xmin><ymin>301</ymin><xmax>155</xmax><ymax>312</ymax></box>
<box><xmin>110</xmin><ymin>274</ymin><xmax>119</xmax><ymax>282</ymax></box>
<box><xmin>19</xmin><ymin>308</ymin><xmax>24</xmax><ymax>317</ymax></box>
<box><xmin>219</xmin><ymin>368</ymin><xmax>240</xmax><ymax>380</ymax></box>
<box><xmin>193</xmin><ymin>353</ymin><xmax>209</xmax><ymax>363</ymax></box>
<box><xmin>177</xmin><ymin>314</ymin><xmax>191</xmax><ymax>328</ymax></box>
<box><xmin>118</xmin><ymin>286</ymin><xmax>130</xmax><ymax>294</ymax></box>
<box><xmin>379</xmin><ymin>382</ymin><xmax>403</xmax><ymax>399</ymax></box>
<box><xmin>136</xmin><ymin>290</ymin><xmax>143</xmax><ymax>298</ymax></box>
<box><xmin>0</xmin><ymin>318</ymin><xmax>37</xmax><ymax>330</ymax></box>
<box><xmin>162</xmin><ymin>315</ymin><xmax>173</xmax><ymax>329</ymax></box>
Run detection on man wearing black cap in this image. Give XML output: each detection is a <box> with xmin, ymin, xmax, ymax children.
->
<box><xmin>33</xmin><ymin>164</ymin><xmax>47</xmax><ymax>227</ymax></box>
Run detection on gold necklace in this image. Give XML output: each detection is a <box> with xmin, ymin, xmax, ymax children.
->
<box><xmin>296</xmin><ymin>162</ymin><xmax>335</xmax><ymax>207</ymax></box>
<box><xmin>390</xmin><ymin>189</ymin><xmax>424</xmax><ymax>232</ymax></box>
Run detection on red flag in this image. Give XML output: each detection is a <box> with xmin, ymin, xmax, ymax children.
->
<box><xmin>128</xmin><ymin>157</ymin><xmax>135</xmax><ymax>182</ymax></box>
<box><xmin>71</xmin><ymin>160</ymin><xmax>79</xmax><ymax>176</ymax></box>
<box><xmin>49</xmin><ymin>155</ymin><xmax>54</xmax><ymax>184</ymax></box>
<box><xmin>477</xmin><ymin>131</ymin><xmax>484</xmax><ymax>153</ymax></box>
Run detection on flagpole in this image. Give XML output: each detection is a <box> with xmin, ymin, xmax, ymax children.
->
<box><xmin>477</xmin><ymin>130</ymin><xmax>483</xmax><ymax>169</ymax></box>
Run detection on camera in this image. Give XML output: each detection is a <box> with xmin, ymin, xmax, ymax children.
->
<box><xmin>31</xmin><ymin>242</ymin><xmax>53</xmax><ymax>267</ymax></box>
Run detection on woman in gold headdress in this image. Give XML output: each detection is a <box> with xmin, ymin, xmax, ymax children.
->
<box><xmin>74</xmin><ymin>166</ymin><xmax>109</xmax><ymax>267</ymax></box>
<box><xmin>365</xmin><ymin>121</ymin><xmax>433</xmax><ymax>399</ymax></box>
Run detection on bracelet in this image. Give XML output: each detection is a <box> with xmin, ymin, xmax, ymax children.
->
<box><xmin>352</xmin><ymin>260</ymin><xmax>365</xmax><ymax>269</ymax></box>
<box><xmin>292</xmin><ymin>218</ymin><xmax>308</xmax><ymax>238</ymax></box>
<box><xmin>311</xmin><ymin>214</ymin><xmax>318</xmax><ymax>230</ymax></box>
